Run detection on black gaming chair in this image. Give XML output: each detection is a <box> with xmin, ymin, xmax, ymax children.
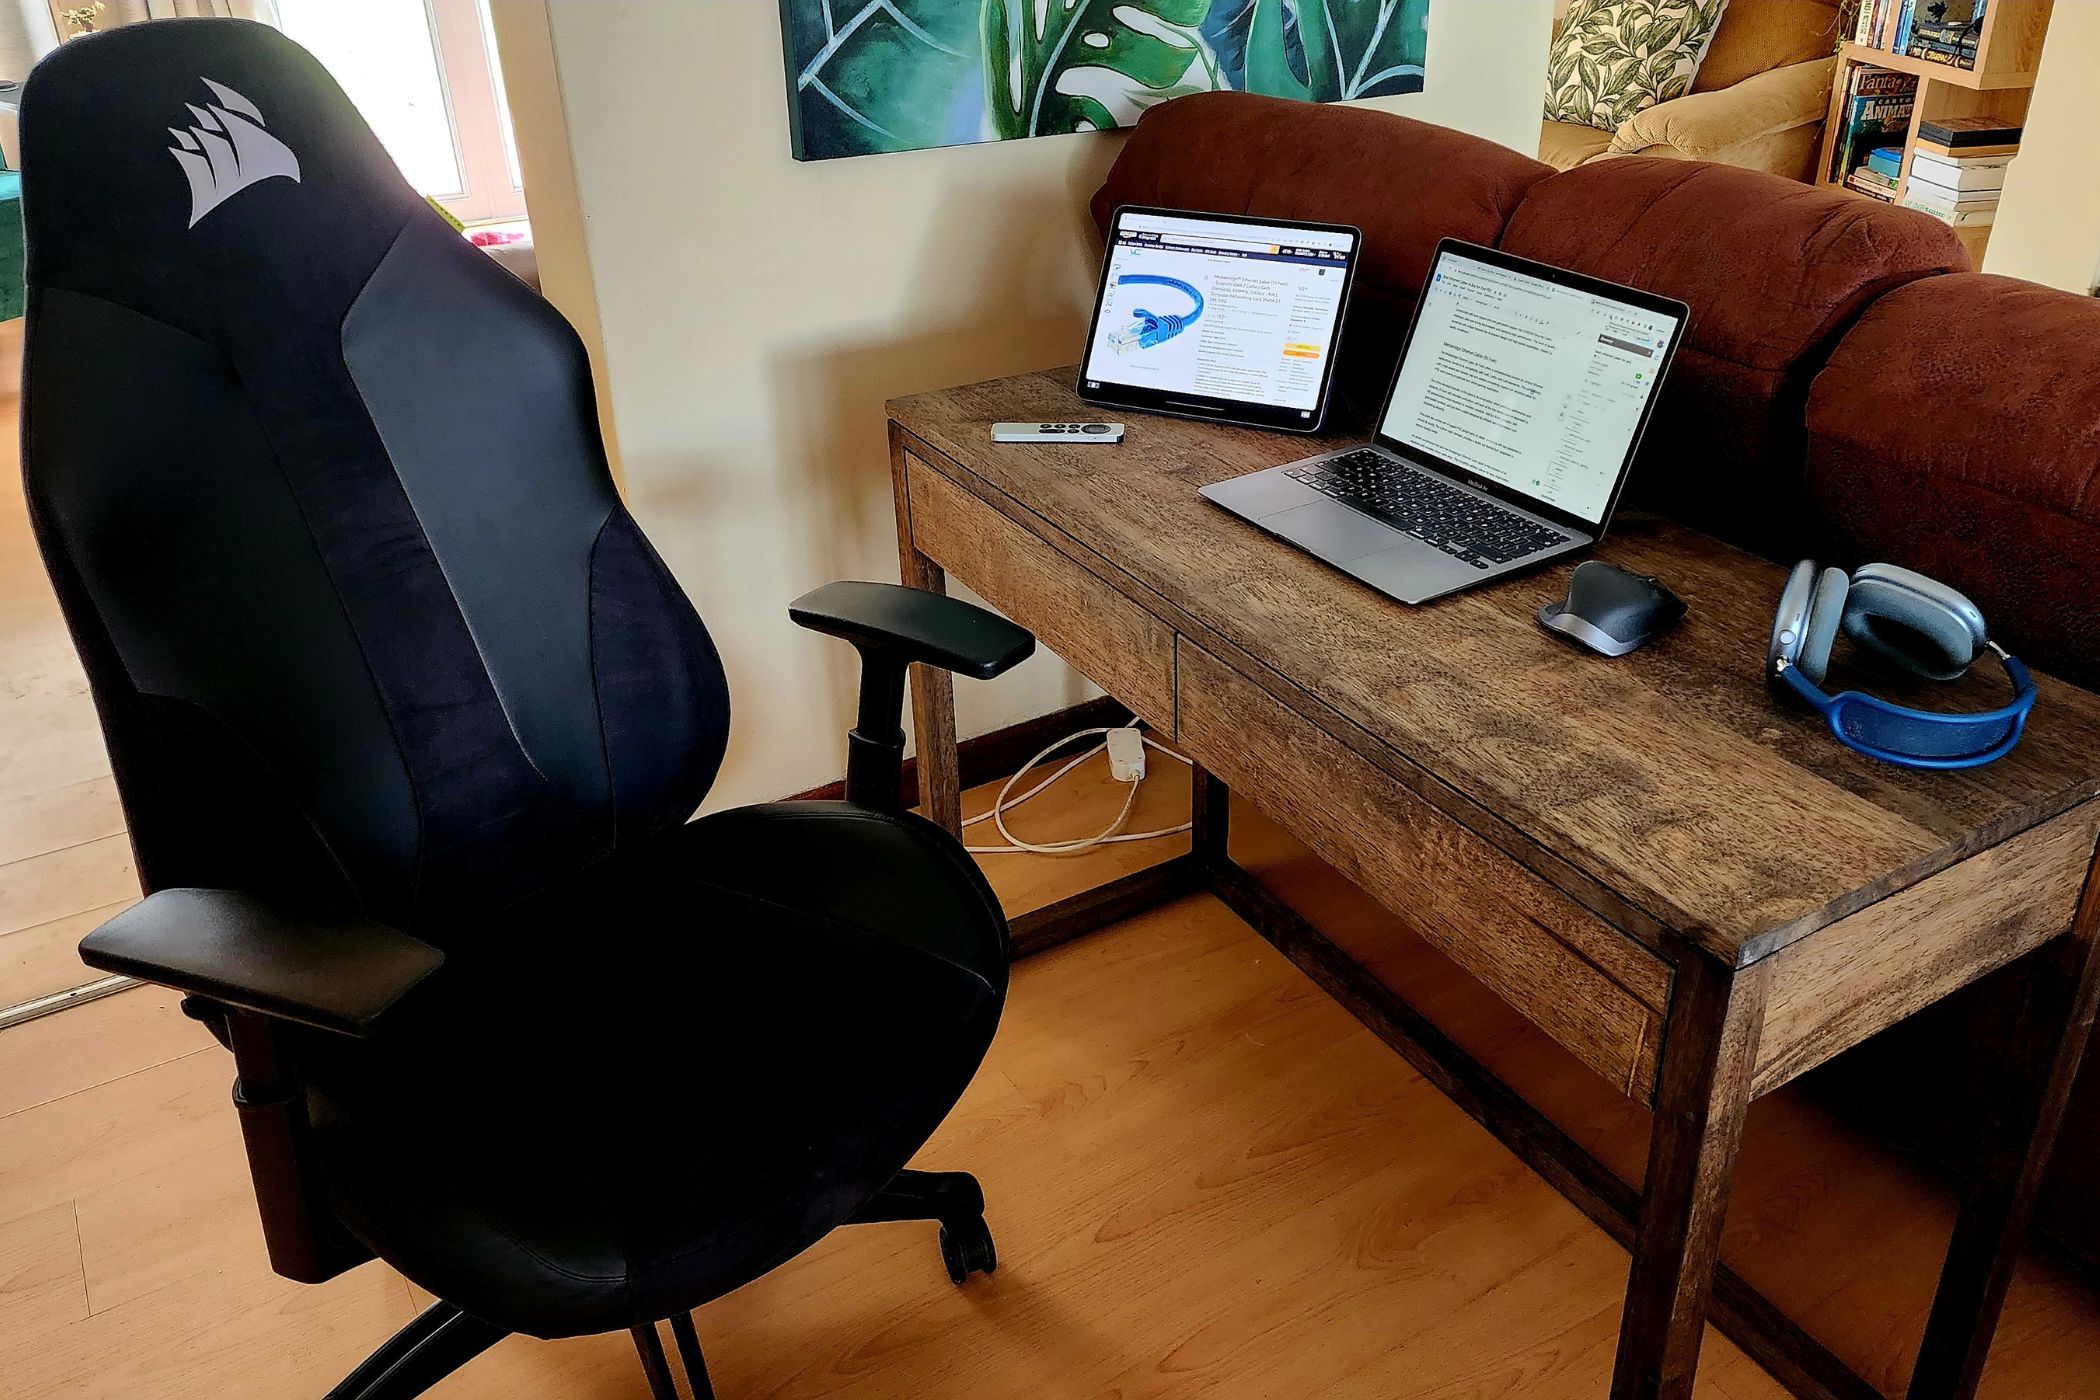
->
<box><xmin>20</xmin><ymin>19</ymin><xmax>1034</xmax><ymax>1399</ymax></box>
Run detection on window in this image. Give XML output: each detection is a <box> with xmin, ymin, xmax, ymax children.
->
<box><xmin>277</xmin><ymin>0</ymin><xmax>524</xmax><ymax>224</ymax></box>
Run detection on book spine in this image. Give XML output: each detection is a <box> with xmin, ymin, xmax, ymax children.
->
<box><xmin>1854</xmin><ymin>69</ymin><xmax>1919</xmax><ymax>96</ymax></box>
<box><xmin>1830</xmin><ymin>68</ymin><xmax>1860</xmax><ymax>181</ymax></box>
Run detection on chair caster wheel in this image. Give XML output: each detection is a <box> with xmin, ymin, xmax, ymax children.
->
<box><xmin>939</xmin><ymin>1217</ymin><xmax>996</xmax><ymax>1284</ymax></box>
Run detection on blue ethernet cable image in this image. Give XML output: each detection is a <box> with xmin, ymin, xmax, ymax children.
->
<box><xmin>1106</xmin><ymin>274</ymin><xmax>1204</xmax><ymax>354</ymax></box>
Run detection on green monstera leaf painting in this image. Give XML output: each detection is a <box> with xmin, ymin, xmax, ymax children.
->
<box><xmin>778</xmin><ymin>0</ymin><xmax>1430</xmax><ymax>160</ymax></box>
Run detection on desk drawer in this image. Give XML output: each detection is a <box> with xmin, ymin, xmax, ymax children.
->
<box><xmin>906</xmin><ymin>454</ymin><xmax>1175</xmax><ymax>733</ymax></box>
<box><xmin>1176</xmin><ymin>639</ymin><xmax>1670</xmax><ymax>1101</ymax></box>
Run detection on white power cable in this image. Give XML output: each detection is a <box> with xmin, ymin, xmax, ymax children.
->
<box><xmin>963</xmin><ymin>725</ymin><xmax>1193</xmax><ymax>856</ymax></box>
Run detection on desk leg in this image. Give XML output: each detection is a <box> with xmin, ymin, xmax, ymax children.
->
<box><xmin>1611</xmin><ymin>954</ymin><xmax>1769</xmax><ymax>1400</ymax></box>
<box><xmin>891</xmin><ymin>426</ymin><xmax>962</xmax><ymax>837</ymax></box>
<box><xmin>1906</xmin><ymin>857</ymin><xmax>2100</xmax><ymax>1400</ymax></box>
<box><xmin>1191</xmin><ymin>767</ymin><xmax>1229</xmax><ymax>868</ymax></box>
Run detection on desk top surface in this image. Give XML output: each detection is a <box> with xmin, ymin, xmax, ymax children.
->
<box><xmin>891</xmin><ymin>368</ymin><xmax>2100</xmax><ymax>964</ymax></box>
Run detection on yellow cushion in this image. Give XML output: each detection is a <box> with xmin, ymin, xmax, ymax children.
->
<box><xmin>1539</xmin><ymin>119</ymin><xmax>1615</xmax><ymax>170</ymax></box>
<box><xmin>1692</xmin><ymin>0</ymin><xmax>1842</xmax><ymax>93</ymax></box>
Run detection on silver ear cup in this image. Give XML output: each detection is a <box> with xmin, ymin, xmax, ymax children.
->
<box><xmin>1797</xmin><ymin>567</ymin><xmax>1851</xmax><ymax>686</ymax></box>
<box><xmin>1844</xmin><ymin>574</ymin><xmax>1984</xmax><ymax>680</ymax></box>
<box><xmin>1770</xmin><ymin>560</ymin><xmax>1819</xmax><ymax>678</ymax></box>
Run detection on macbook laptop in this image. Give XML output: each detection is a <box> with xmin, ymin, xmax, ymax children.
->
<box><xmin>1201</xmin><ymin>238</ymin><xmax>1689</xmax><ymax>605</ymax></box>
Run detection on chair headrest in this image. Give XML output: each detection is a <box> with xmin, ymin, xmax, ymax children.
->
<box><xmin>21</xmin><ymin>18</ymin><xmax>426</xmax><ymax>340</ymax></box>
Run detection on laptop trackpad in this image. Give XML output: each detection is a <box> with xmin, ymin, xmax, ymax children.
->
<box><xmin>1261</xmin><ymin>501</ymin><xmax>1402</xmax><ymax>562</ymax></box>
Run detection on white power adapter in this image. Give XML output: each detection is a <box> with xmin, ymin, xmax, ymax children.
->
<box><xmin>1105</xmin><ymin>726</ymin><xmax>1147</xmax><ymax>784</ymax></box>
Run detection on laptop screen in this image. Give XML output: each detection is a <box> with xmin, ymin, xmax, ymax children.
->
<box><xmin>1375</xmin><ymin>244</ymin><xmax>1684</xmax><ymax>530</ymax></box>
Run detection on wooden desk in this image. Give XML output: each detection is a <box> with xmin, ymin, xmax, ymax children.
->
<box><xmin>886</xmin><ymin>368</ymin><xmax>2100</xmax><ymax>1400</ymax></box>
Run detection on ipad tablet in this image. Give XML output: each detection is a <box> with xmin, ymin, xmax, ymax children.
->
<box><xmin>1077</xmin><ymin>206</ymin><xmax>1361</xmax><ymax>434</ymax></box>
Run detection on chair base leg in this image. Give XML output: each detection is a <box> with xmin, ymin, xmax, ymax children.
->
<box><xmin>324</xmin><ymin>1300</ymin><xmax>507</xmax><ymax>1400</ymax></box>
<box><xmin>634</xmin><ymin>1314</ymin><xmax>716</xmax><ymax>1400</ymax></box>
<box><xmin>846</xmin><ymin>1168</ymin><xmax>997</xmax><ymax>1283</ymax></box>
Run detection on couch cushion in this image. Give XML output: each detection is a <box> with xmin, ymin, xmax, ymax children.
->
<box><xmin>1692</xmin><ymin>0</ymin><xmax>1841</xmax><ymax>93</ymax></box>
<box><xmin>1499</xmin><ymin>156</ymin><xmax>1966</xmax><ymax>555</ymax></box>
<box><xmin>1091</xmin><ymin>92</ymin><xmax>1553</xmax><ymax>405</ymax></box>
<box><xmin>1540</xmin><ymin>118</ymin><xmax>1614</xmax><ymax>170</ymax></box>
<box><xmin>1806</xmin><ymin>273</ymin><xmax>2100</xmax><ymax>689</ymax></box>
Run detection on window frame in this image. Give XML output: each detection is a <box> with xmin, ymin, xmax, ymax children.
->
<box><xmin>278</xmin><ymin>0</ymin><xmax>524</xmax><ymax>225</ymax></box>
<box><xmin>424</xmin><ymin>0</ymin><xmax>523</xmax><ymax>224</ymax></box>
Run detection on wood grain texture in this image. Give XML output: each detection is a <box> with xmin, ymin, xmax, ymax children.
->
<box><xmin>1229</xmin><ymin>792</ymin><xmax>2100</xmax><ymax>1400</ymax></box>
<box><xmin>1907</xmin><ymin>839</ymin><xmax>2100</xmax><ymax>1400</ymax></box>
<box><xmin>14</xmin><ymin>762</ymin><xmax>2100</xmax><ymax>1398</ymax></box>
<box><xmin>1178</xmin><ymin>637</ymin><xmax>1668</xmax><ymax>1100</ymax></box>
<box><xmin>890</xmin><ymin>370</ymin><xmax>2100</xmax><ymax>967</ymax></box>
<box><xmin>1614</xmin><ymin>956</ymin><xmax>1771</xmax><ymax>1400</ymax></box>
<box><xmin>906</xmin><ymin>451</ymin><xmax>1176</xmax><ymax>734</ymax></box>
<box><xmin>1755</xmin><ymin>801</ymin><xmax>2100</xmax><ymax>1096</ymax></box>
<box><xmin>0</xmin><ymin>823</ymin><xmax>1795</xmax><ymax>1400</ymax></box>
<box><xmin>891</xmin><ymin>424</ymin><xmax>962</xmax><ymax>836</ymax></box>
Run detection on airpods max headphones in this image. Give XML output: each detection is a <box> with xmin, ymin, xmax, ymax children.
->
<box><xmin>1768</xmin><ymin>561</ymin><xmax>2036</xmax><ymax>770</ymax></box>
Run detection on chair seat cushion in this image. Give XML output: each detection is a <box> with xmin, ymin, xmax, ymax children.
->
<box><xmin>295</xmin><ymin>802</ymin><xmax>1008</xmax><ymax>1338</ymax></box>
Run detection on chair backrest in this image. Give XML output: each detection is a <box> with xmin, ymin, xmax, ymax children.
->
<box><xmin>20</xmin><ymin>19</ymin><xmax>730</xmax><ymax>936</ymax></box>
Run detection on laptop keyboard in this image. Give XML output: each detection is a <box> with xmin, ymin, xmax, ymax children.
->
<box><xmin>1288</xmin><ymin>449</ymin><xmax>1570</xmax><ymax>569</ymax></box>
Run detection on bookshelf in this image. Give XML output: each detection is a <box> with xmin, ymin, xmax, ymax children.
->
<box><xmin>1815</xmin><ymin>0</ymin><xmax>2054</xmax><ymax>263</ymax></box>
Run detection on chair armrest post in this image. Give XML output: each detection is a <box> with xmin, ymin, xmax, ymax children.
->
<box><xmin>221</xmin><ymin>1008</ymin><xmax>374</xmax><ymax>1284</ymax></box>
<box><xmin>791</xmin><ymin>581</ymin><xmax>1036</xmax><ymax>813</ymax></box>
<box><xmin>847</xmin><ymin>651</ymin><xmax>911</xmax><ymax>812</ymax></box>
<box><xmin>79</xmin><ymin>888</ymin><xmax>440</xmax><ymax>1286</ymax></box>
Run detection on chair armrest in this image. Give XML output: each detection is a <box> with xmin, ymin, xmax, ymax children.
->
<box><xmin>79</xmin><ymin>888</ymin><xmax>443</xmax><ymax>1037</ymax></box>
<box><xmin>790</xmin><ymin>581</ymin><xmax>1036</xmax><ymax>811</ymax></box>
<box><xmin>790</xmin><ymin>580</ymin><xmax>1035</xmax><ymax>680</ymax></box>
<box><xmin>1609</xmin><ymin>57</ymin><xmax>1836</xmax><ymax>162</ymax></box>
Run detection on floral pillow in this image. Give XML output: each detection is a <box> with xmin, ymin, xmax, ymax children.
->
<box><xmin>1545</xmin><ymin>0</ymin><xmax>1733</xmax><ymax>132</ymax></box>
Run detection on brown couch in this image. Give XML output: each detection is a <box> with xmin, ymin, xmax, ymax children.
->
<box><xmin>1094</xmin><ymin>92</ymin><xmax>2100</xmax><ymax>1267</ymax></box>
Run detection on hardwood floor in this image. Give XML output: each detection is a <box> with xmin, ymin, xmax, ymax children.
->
<box><xmin>3</xmin><ymin>745</ymin><xmax>2100</xmax><ymax>1396</ymax></box>
<box><xmin>1</xmin><ymin>336</ymin><xmax>2097</xmax><ymax>1393</ymax></box>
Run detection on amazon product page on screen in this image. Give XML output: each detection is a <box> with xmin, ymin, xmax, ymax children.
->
<box><xmin>1082</xmin><ymin>213</ymin><xmax>1355</xmax><ymax>416</ymax></box>
<box><xmin>1378</xmin><ymin>251</ymin><xmax>1676</xmax><ymax>525</ymax></box>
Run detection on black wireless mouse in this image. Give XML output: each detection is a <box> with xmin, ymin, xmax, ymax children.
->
<box><xmin>1537</xmin><ymin>560</ymin><xmax>1686</xmax><ymax>657</ymax></box>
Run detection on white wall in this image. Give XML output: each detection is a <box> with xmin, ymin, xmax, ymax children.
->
<box><xmin>1985</xmin><ymin>0</ymin><xmax>2100</xmax><ymax>293</ymax></box>
<box><xmin>532</xmin><ymin>0</ymin><xmax>1553</xmax><ymax>808</ymax></box>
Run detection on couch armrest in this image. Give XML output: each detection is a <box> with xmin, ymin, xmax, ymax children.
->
<box><xmin>1609</xmin><ymin>56</ymin><xmax>1836</xmax><ymax>162</ymax></box>
<box><xmin>80</xmin><ymin>888</ymin><xmax>443</xmax><ymax>1037</ymax></box>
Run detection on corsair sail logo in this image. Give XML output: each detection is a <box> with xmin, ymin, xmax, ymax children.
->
<box><xmin>167</xmin><ymin>78</ymin><xmax>300</xmax><ymax>228</ymax></box>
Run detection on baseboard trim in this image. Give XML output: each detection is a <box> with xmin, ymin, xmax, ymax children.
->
<box><xmin>787</xmin><ymin>696</ymin><xmax>1133</xmax><ymax>808</ymax></box>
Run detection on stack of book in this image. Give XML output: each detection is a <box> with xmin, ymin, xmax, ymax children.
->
<box><xmin>1847</xmin><ymin>145</ymin><xmax>1904</xmax><ymax>200</ymax></box>
<box><xmin>1901</xmin><ymin>118</ymin><xmax>2021</xmax><ymax>229</ymax></box>
<box><xmin>1855</xmin><ymin>0</ymin><xmax>1991</xmax><ymax>70</ymax></box>
<box><xmin>1905</xmin><ymin>0</ymin><xmax>1989</xmax><ymax>70</ymax></box>
<box><xmin>1829</xmin><ymin>69</ymin><xmax>1918</xmax><ymax>194</ymax></box>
